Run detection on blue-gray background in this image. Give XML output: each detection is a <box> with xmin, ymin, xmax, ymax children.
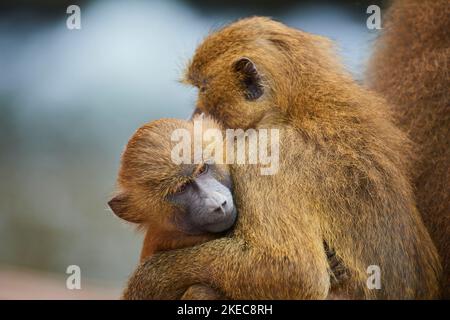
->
<box><xmin>0</xmin><ymin>0</ymin><xmax>381</xmax><ymax>291</ymax></box>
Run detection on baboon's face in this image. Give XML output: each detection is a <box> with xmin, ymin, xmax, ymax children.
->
<box><xmin>108</xmin><ymin>162</ymin><xmax>236</xmax><ymax>235</ymax></box>
<box><xmin>167</xmin><ymin>163</ymin><xmax>237</xmax><ymax>235</ymax></box>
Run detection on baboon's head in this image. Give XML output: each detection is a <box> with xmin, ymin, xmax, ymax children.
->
<box><xmin>185</xmin><ymin>17</ymin><xmax>346</xmax><ymax>129</ymax></box>
<box><xmin>108</xmin><ymin>118</ymin><xmax>236</xmax><ymax>235</ymax></box>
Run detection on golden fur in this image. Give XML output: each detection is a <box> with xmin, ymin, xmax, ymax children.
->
<box><xmin>367</xmin><ymin>0</ymin><xmax>449</xmax><ymax>297</ymax></box>
<box><xmin>123</xmin><ymin>17</ymin><xmax>441</xmax><ymax>299</ymax></box>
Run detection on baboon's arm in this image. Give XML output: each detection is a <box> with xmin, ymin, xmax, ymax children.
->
<box><xmin>123</xmin><ymin>158</ymin><xmax>330</xmax><ymax>299</ymax></box>
<box><xmin>123</xmin><ymin>227</ymin><xmax>330</xmax><ymax>299</ymax></box>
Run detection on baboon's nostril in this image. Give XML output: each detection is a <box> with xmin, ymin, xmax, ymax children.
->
<box><xmin>213</xmin><ymin>205</ymin><xmax>225</xmax><ymax>214</ymax></box>
<box><xmin>221</xmin><ymin>200</ymin><xmax>227</xmax><ymax>207</ymax></box>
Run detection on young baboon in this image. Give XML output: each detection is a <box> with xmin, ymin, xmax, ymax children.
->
<box><xmin>109</xmin><ymin>118</ymin><xmax>236</xmax><ymax>298</ymax></box>
<box><xmin>367</xmin><ymin>0</ymin><xmax>449</xmax><ymax>298</ymax></box>
<box><xmin>123</xmin><ymin>18</ymin><xmax>441</xmax><ymax>299</ymax></box>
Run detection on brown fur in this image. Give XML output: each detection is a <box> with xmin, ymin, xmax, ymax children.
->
<box><xmin>367</xmin><ymin>0</ymin><xmax>449</xmax><ymax>298</ymax></box>
<box><xmin>111</xmin><ymin>119</ymin><xmax>228</xmax><ymax>298</ymax></box>
<box><xmin>123</xmin><ymin>17</ymin><xmax>441</xmax><ymax>299</ymax></box>
<box><xmin>112</xmin><ymin>119</ymin><xmax>218</xmax><ymax>260</ymax></box>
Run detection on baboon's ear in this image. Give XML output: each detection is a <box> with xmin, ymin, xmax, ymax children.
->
<box><xmin>108</xmin><ymin>193</ymin><xmax>141</xmax><ymax>223</ymax></box>
<box><xmin>233</xmin><ymin>57</ymin><xmax>264</xmax><ymax>101</ymax></box>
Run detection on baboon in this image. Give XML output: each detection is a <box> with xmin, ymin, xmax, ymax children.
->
<box><xmin>123</xmin><ymin>17</ymin><xmax>441</xmax><ymax>299</ymax></box>
<box><xmin>367</xmin><ymin>0</ymin><xmax>449</xmax><ymax>298</ymax></box>
<box><xmin>108</xmin><ymin>118</ymin><xmax>236</xmax><ymax>298</ymax></box>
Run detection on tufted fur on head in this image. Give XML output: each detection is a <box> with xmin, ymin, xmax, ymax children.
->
<box><xmin>110</xmin><ymin>117</ymin><xmax>229</xmax><ymax>260</ymax></box>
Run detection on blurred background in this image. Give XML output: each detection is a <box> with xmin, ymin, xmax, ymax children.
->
<box><xmin>0</xmin><ymin>0</ymin><xmax>384</xmax><ymax>299</ymax></box>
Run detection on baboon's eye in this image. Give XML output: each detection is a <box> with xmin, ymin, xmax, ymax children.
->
<box><xmin>175</xmin><ymin>181</ymin><xmax>190</xmax><ymax>194</ymax></box>
<box><xmin>197</xmin><ymin>163</ymin><xmax>209</xmax><ymax>176</ymax></box>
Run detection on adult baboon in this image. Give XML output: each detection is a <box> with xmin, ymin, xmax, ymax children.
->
<box><xmin>368</xmin><ymin>0</ymin><xmax>449</xmax><ymax>297</ymax></box>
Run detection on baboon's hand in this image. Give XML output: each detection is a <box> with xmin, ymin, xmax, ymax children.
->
<box><xmin>181</xmin><ymin>284</ymin><xmax>226</xmax><ymax>300</ymax></box>
<box><xmin>122</xmin><ymin>240</ymin><xmax>227</xmax><ymax>300</ymax></box>
<box><xmin>123</xmin><ymin>253</ymin><xmax>195</xmax><ymax>299</ymax></box>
